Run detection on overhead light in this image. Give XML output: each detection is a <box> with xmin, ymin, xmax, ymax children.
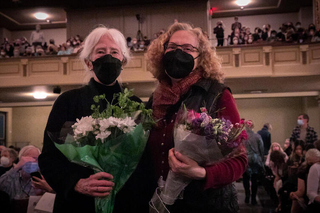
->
<box><xmin>236</xmin><ymin>0</ymin><xmax>251</xmax><ymax>7</ymax></box>
<box><xmin>33</xmin><ymin>92</ymin><xmax>48</xmax><ymax>99</ymax></box>
<box><xmin>34</xmin><ymin>12</ymin><xmax>49</xmax><ymax>20</ymax></box>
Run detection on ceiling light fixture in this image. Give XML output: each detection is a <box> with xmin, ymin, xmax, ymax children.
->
<box><xmin>236</xmin><ymin>0</ymin><xmax>251</xmax><ymax>7</ymax></box>
<box><xmin>33</xmin><ymin>92</ymin><xmax>48</xmax><ymax>99</ymax></box>
<box><xmin>34</xmin><ymin>12</ymin><xmax>49</xmax><ymax>20</ymax></box>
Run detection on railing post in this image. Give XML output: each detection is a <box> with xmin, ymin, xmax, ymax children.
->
<box><xmin>20</xmin><ymin>59</ymin><xmax>28</xmax><ymax>77</ymax></box>
<box><xmin>232</xmin><ymin>48</ymin><xmax>241</xmax><ymax>67</ymax></box>
<box><xmin>61</xmin><ymin>57</ymin><xmax>69</xmax><ymax>75</ymax></box>
<box><xmin>263</xmin><ymin>46</ymin><xmax>272</xmax><ymax>66</ymax></box>
<box><xmin>299</xmin><ymin>45</ymin><xmax>309</xmax><ymax>65</ymax></box>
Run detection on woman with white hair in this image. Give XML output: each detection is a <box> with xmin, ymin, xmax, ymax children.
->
<box><xmin>39</xmin><ymin>25</ymin><xmax>135</xmax><ymax>213</ymax></box>
<box><xmin>306</xmin><ymin>148</ymin><xmax>320</xmax><ymax>211</ymax></box>
<box><xmin>0</xmin><ymin>145</ymin><xmax>52</xmax><ymax>200</ymax></box>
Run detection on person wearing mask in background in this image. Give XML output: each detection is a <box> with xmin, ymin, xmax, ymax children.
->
<box><xmin>242</xmin><ymin>121</ymin><xmax>264</xmax><ymax>205</ymax></box>
<box><xmin>213</xmin><ymin>21</ymin><xmax>224</xmax><ymax>47</ymax></box>
<box><xmin>0</xmin><ymin>148</ymin><xmax>18</xmax><ymax>177</ymax></box>
<box><xmin>0</xmin><ymin>145</ymin><xmax>53</xmax><ymax>200</ymax></box>
<box><xmin>30</xmin><ymin>24</ymin><xmax>45</xmax><ymax>50</ymax></box>
<box><xmin>257</xmin><ymin>123</ymin><xmax>272</xmax><ymax>155</ymax></box>
<box><xmin>290</xmin><ymin>114</ymin><xmax>318</xmax><ymax>146</ymax></box>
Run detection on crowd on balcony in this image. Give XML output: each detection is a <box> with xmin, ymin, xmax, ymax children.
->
<box><xmin>213</xmin><ymin>16</ymin><xmax>320</xmax><ymax>47</ymax></box>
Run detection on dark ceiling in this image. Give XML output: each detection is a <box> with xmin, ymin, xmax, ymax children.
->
<box><xmin>0</xmin><ymin>0</ymin><xmax>313</xmax><ymax>31</ymax></box>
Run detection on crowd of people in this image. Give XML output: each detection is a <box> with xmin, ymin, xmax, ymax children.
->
<box><xmin>243</xmin><ymin>113</ymin><xmax>320</xmax><ymax>213</ymax></box>
<box><xmin>213</xmin><ymin>16</ymin><xmax>320</xmax><ymax>47</ymax></box>
<box><xmin>0</xmin><ymin>24</ymin><xmax>84</xmax><ymax>59</ymax></box>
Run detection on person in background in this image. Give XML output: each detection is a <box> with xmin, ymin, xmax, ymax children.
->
<box><xmin>289</xmin><ymin>149</ymin><xmax>319</xmax><ymax>213</ymax></box>
<box><xmin>47</xmin><ymin>39</ymin><xmax>59</xmax><ymax>55</ymax></box>
<box><xmin>0</xmin><ymin>148</ymin><xmax>18</xmax><ymax>177</ymax></box>
<box><xmin>242</xmin><ymin>121</ymin><xmax>264</xmax><ymax>205</ymax></box>
<box><xmin>265</xmin><ymin>142</ymin><xmax>288</xmax><ymax>167</ymax></box>
<box><xmin>0</xmin><ymin>145</ymin><xmax>53</xmax><ymax>200</ymax></box>
<box><xmin>290</xmin><ymin>114</ymin><xmax>318</xmax><ymax>146</ymax></box>
<box><xmin>213</xmin><ymin>21</ymin><xmax>224</xmax><ymax>47</ymax></box>
<box><xmin>306</xmin><ymin>149</ymin><xmax>320</xmax><ymax>212</ymax></box>
<box><xmin>231</xmin><ymin>16</ymin><xmax>242</xmax><ymax>33</ymax></box>
<box><xmin>30</xmin><ymin>24</ymin><xmax>45</xmax><ymax>49</ymax></box>
<box><xmin>257</xmin><ymin>123</ymin><xmax>272</xmax><ymax>155</ymax></box>
<box><xmin>0</xmin><ymin>145</ymin><xmax>6</xmax><ymax>154</ymax></box>
<box><xmin>283</xmin><ymin>138</ymin><xmax>292</xmax><ymax>156</ymax></box>
<box><xmin>287</xmin><ymin>140</ymin><xmax>306</xmax><ymax>167</ymax></box>
<box><xmin>270</xmin><ymin>150</ymin><xmax>288</xmax><ymax>212</ymax></box>
<box><xmin>314</xmin><ymin>140</ymin><xmax>320</xmax><ymax>151</ymax></box>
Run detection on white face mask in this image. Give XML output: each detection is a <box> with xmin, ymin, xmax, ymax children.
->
<box><xmin>297</xmin><ymin>119</ymin><xmax>304</xmax><ymax>126</ymax></box>
<box><xmin>0</xmin><ymin>156</ymin><xmax>10</xmax><ymax>167</ymax></box>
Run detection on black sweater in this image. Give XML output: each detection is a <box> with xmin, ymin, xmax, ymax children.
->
<box><xmin>39</xmin><ymin>79</ymin><xmax>124</xmax><ymax>213</ymax></box>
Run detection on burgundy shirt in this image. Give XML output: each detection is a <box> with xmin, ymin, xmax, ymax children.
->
<box><xmin>147</xmin><ymin>89</ymin><xmax>248</xmax><ymax>189</ymax></box>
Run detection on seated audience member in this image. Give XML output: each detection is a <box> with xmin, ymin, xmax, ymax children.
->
<box><xmin>314</xmin><ymin>140</ymin><xmax>320</xmax><ymax>151</ymax></box>
<box><xmin>232</xmin><ymin>36</ymin><xmax>239</xmax><ymax>45</ymax></box>
<box><xmin>35</xmin><ymin>45</ymin><xmax>45</xmax><ymax>56</ymax></box>
<box><xmin>266</xmin><ymin>142</ymin><xmax>288</xmax><ymax>167</ymax></box>
<box><xmin>126</xmin><ymin>37</ymin><xmax>133</xmax><ymax>49</ymax></box>
<box><xmin>252</xmin><ymin>27</ymin><xmax>262</xmax><ymax>42</ymax></box>
<box><xmin>248</xmin><ymin>34</ymin><xmax>253</xmax><ymax>44</ymax></box>
<box><xmin>58</xmin><ymin>43</ymin><xmax>71</xmax><ymax>55</ymax></box>
<box><xmin>290</xmin><ymin>149</ymin><xmax>319</xmax><ymax>213</ymax></box>
<box><xmin>287</xmin><ymin>140</ymin><xmax>306</xmax><ymax>167</ymax></box>
<box><xmin>267</xmin><ymin>30</ymin><xmax>278</xmax><ymax>43</ymax></box>
<box><xmin>0</xmin><ymin>47</ymin><xmax>8</xmax><ymax>58</ymax></box>
<box><xmin>306</xmin><ymin>149</ymin><xmax>320</xmax><ymax>212</ymax></box>
<box><xmin>262</xmin><ymin>24</ymin><xmax>271</xmax><ymax>41</ymax></box>
<box><xmin>4</xmin><ymin>43</ymin><xmax>13</xmax><ymax>57</ymax></box>
<box><xmin>270</xmin><ymin>150</ymin><xmax>288</xmax><ymax>212</ymax></box>
<box><xmin>284</xmin><ymin>138</ymin><xmax>292</xmax><ymax>156</ymax></box>
<box><xmin>0</xmin><ymin>145</ymin><xmax>53</xmax><ymax>201</ymax></box>
<box><xmin>0</xmin><ymin>148</ymin><xmax>18</xmax><ymax>177</ymax></box>
<box><xmin>47</xmin><ymin>39</ymin><xmax>59</xmax><ymax>55</ymax></box>
<box><xmin>276</xmin><ymin>28</ymin><xmax>286</xmax><ymax>42</ymax></box>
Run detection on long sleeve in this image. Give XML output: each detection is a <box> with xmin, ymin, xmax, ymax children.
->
<box><xmin>203</xmin><ymin>88</ymin><xmax>247</xmax><ymax>190</ymax></box>
<box><xmin>204</xmin><ymin>153</ymin><xmax>247</xmax><ymax>190</ymax></box>
<box><xmin>307</xmin><ymin>163</ymin><xmax>320</xmax><ymax>203</ymax></box>
<box><xmin>216</xmin><ymin>89</ymin><xmax>240</xmax><ymax>125</ymax></box>
<box><xmin>257</xmin><ymin>135</ymin><xmax>264</xmax><ymax>161</ymax></box>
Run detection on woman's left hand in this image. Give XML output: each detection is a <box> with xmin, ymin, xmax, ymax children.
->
<box><xmin>32</xmin><ymin>175</ymin><xmax>54</xmax><ymax>193</ymax></box>
<box><xmin>168</xmin><ymin>148</ymin><xmax>206</xmax><ymax>180</ymax></box>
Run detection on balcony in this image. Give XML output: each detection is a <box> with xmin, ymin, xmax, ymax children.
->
<box><xmin>0</xmin><ymin>42</ymin><xmax>320</xmax><ymax>106</ymax></box>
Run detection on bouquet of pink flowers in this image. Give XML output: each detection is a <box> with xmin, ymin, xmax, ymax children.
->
<box><xmin>150</xmin><ymin>107</ymin><xmax>249</xmax><ymax>213</ymax></box>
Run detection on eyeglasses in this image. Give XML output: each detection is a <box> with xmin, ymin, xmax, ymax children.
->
<box><xmin>164</xmin><ymin>42</ymin><xmax>199</xmax><ymax>53</ymax></box>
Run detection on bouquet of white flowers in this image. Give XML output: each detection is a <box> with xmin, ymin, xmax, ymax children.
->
<box><xmin>51</xmin><ymin>89</ymin><xmax>154</xmax><ymax>213</ymax></box>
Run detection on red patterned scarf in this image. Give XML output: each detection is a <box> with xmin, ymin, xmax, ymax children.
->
<box><xmin>152</xmin><ymin>71</ymin><xmax>203</xmax><ymax>119</ymax></box>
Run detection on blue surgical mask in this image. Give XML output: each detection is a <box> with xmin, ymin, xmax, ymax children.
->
<box><xmin>297</xmin><ymin>119</ymin><xmax>304</xmax><ymax>126</ymax></box>
<box><xmin>22</xmin><ymin>162</ymin><xmax>39</xmax><ymax>174</ymax></box>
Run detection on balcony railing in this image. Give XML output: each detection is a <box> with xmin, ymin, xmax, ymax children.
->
<box><xmin>0</xmin><ymin>42</ymin><xmax>320</xmax><ymax>87</ymax></box>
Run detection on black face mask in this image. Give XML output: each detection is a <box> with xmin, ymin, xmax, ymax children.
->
<box><xmin>91</xmin><ymin>54</ymin><xmax>122</xmax><ymax>85</ymax></box>
<box><xmin>163</xmin><ymin>49</ymin><xmax>195</xmax><ymax>79</ymax></box>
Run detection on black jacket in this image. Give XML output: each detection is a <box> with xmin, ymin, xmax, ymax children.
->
<box><xmin>257</xmin><ymin>126</ymin><xmax>271</xmax><ymax>155</ymax></box>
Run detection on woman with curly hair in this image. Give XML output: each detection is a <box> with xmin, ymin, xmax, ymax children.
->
<box><xmin>122</xmin><ymin>22</ymin><xmax>247</xmax><ymax>213</ymax></box>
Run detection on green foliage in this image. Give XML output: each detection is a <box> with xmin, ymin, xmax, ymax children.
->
<box><xmin>91</xmin><ymin>88</ymin><xmax>155</xmax><ymax>130</ymax></box>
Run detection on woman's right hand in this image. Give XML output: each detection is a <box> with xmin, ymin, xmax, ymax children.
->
<box><xmin>14</xmin><ymin>156</ymin><xmax>36</xmax><ymax>170</ymax></box>
<box><xmin>74</xmin><ymin>172</ymin><xmax>114</xmax><ymax>197</ymax></box>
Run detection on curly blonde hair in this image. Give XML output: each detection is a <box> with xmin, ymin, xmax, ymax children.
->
<box><xmin>146</xmin><ymin>22</ymin><xmax>224</xmax><ymax>83</ymax></box>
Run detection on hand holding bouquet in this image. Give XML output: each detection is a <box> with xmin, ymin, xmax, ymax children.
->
<box><xmin>150</xmin><ymin>106</ymin><xmax>249</xmax><ymax>213</ymax></box>
<box><xmin>50</xmin><ymin>89</ymin><xmax>154</xmax><ymax>213</ymax></box>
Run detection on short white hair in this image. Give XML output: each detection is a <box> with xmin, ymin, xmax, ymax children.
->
<box><xmin>305</xmin><ymin>148</ymin><xmax>320</xmax><ymax>163</ymax></box>
<box><xmin>19</xmin><ymin>145</ymin><xmax>41</xmax><ymax>159</ymax></box>
<box><xmin>79</xmin><ymin>25</ymin><xmax>130</xmax><ymax>82</ymax></box>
